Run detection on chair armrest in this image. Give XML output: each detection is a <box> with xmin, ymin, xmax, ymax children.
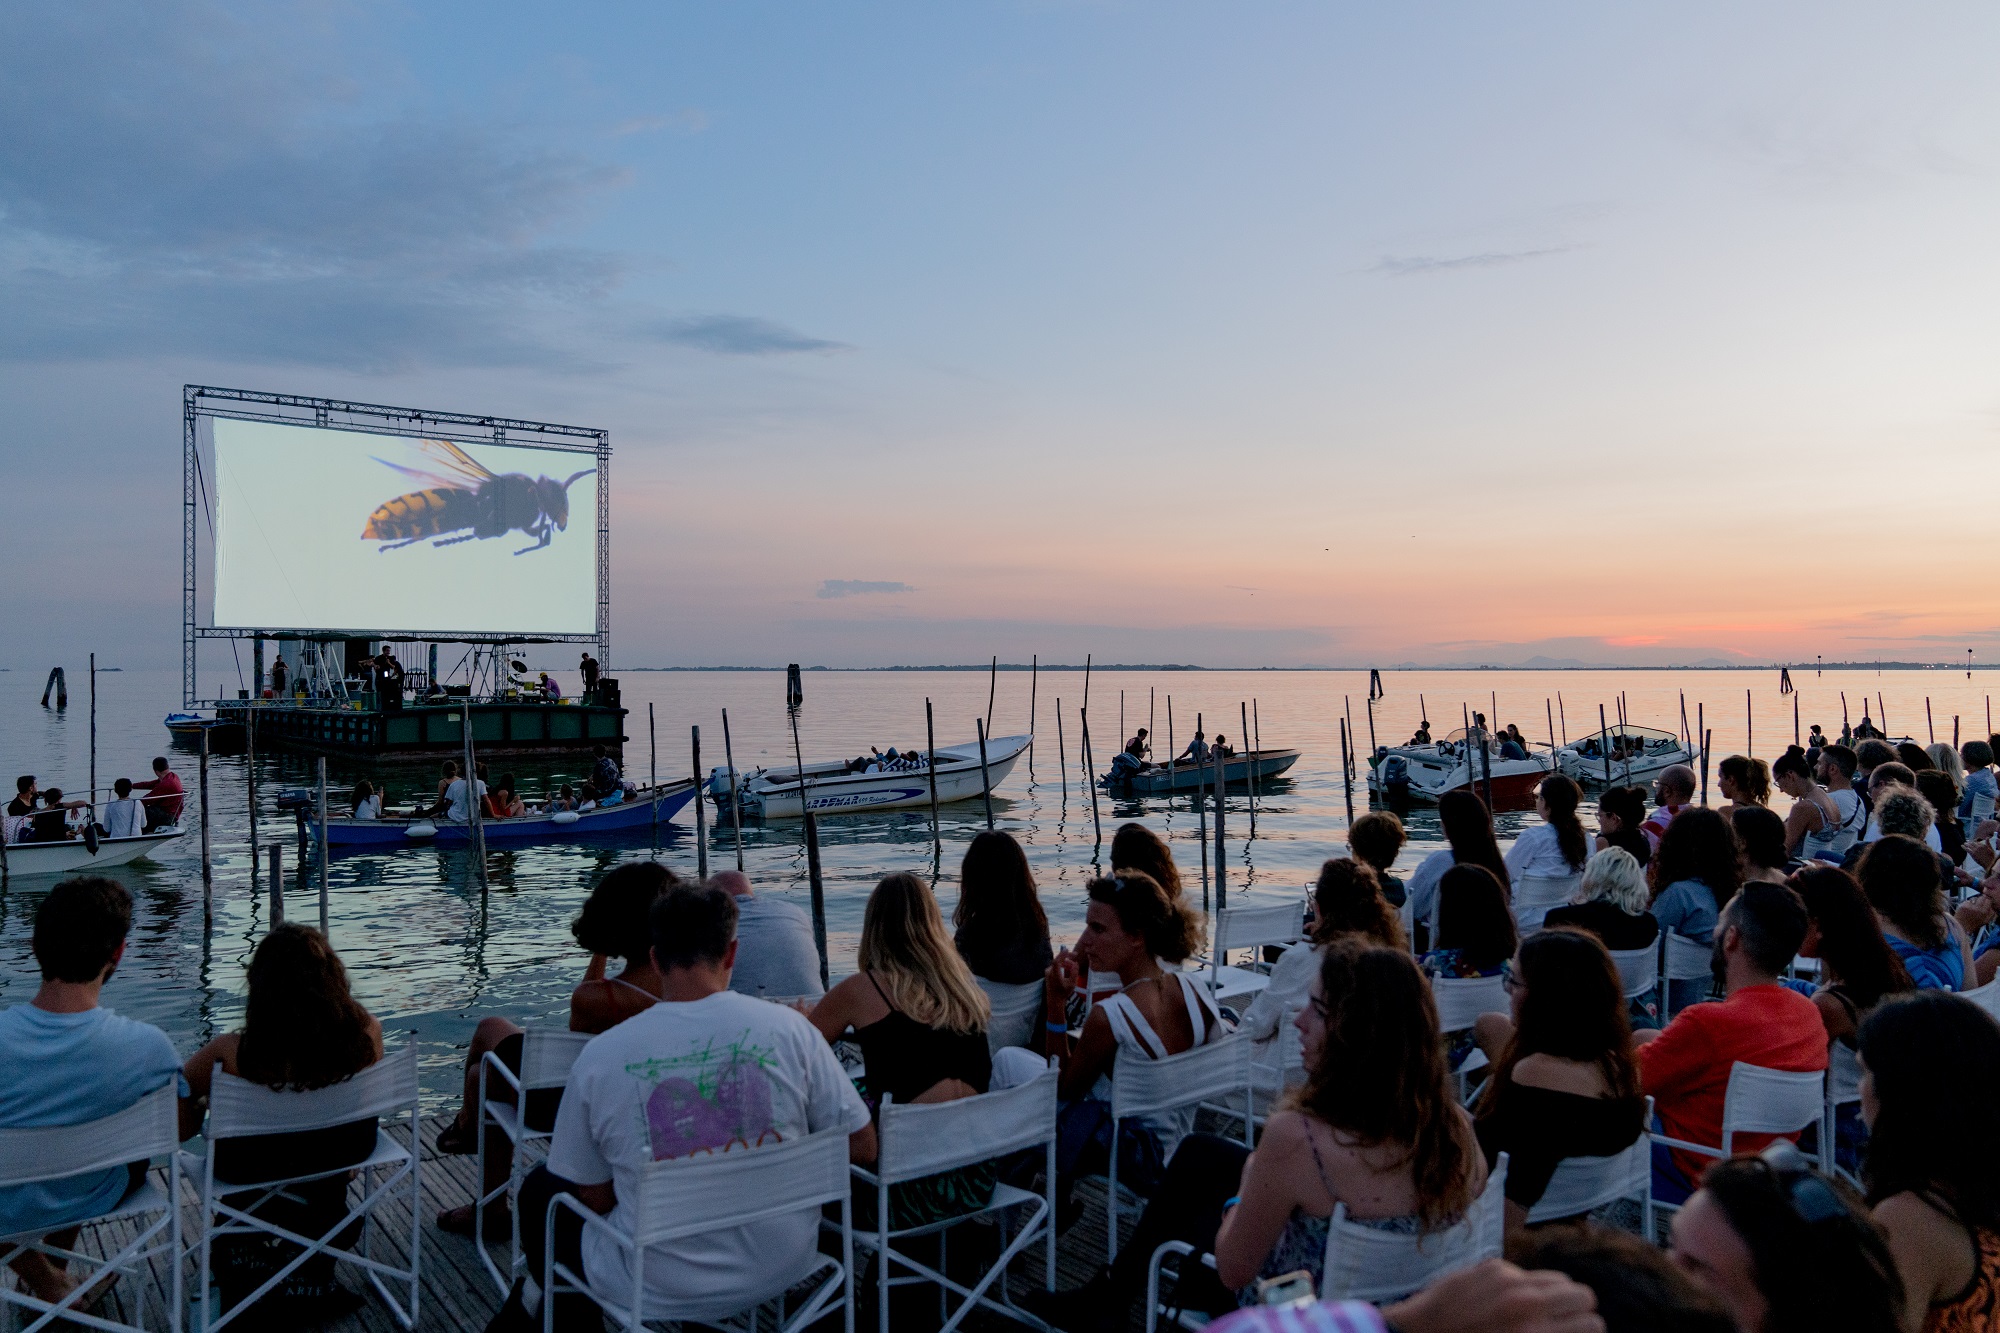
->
<box><xmin>849</xmin><ymin>1165</ymin><xmax>881</xmax><ymax>1187</ymax></box>
<box><xmin>1648</xmin><ymin>1133</ymin><xmax>1724</xmax><ymax>1159</ymax></box>
<box><xmin>547</xmin><ymin>1189</ymin><xmax>630</xmax><ymax>1255</ymax></box>
<box><xmin>480</xmin><ymin>1050</ymin><xmax>524</xmax><ymax>1098</ymax></box>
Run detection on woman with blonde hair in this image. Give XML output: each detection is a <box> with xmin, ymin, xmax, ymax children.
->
<box><xmin>1541</xmin><ymin>847</ymin><xmax>1659</xmax><ymax>952</ymax></box>
<box><xmin>809</xmin><ymin>872</ymin><xmax>995</xmax><ymax>1227</ymax></box>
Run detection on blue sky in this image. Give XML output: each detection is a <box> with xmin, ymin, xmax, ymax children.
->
<box><xmin>5</xmin><ymin>1</ymin><xmax>1999</xmax><ymax>670</ymax></box>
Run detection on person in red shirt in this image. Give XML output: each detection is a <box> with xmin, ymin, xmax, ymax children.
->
<box><xmin>1636</xmin><ymin>882</ymin><xmax>1825</xmax><ymax>1204</ymax></box>
<box><xmin>129</xmin><ymin>757</ymin><xmax>184</xmax><ymax>832</ymax></box>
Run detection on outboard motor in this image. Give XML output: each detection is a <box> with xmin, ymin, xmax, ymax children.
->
<box><xmin>1380</xmin><ymin>753</ymin><xmax>1412</xmax><ymax>813</ymax></box>
<box><xmin>1105</xmin><ymin>750</ymin><xmax>1144</xmax><ymax>788</ymax></box>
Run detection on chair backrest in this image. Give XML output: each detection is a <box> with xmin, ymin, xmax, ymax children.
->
<box><xmin>1212</xmin><ymin>902</ymin><xmax>1305</xmax><ymax>961</ymax></box>
<box><xmin>1961</xmin><ymin>976</ymin><xmax>2000</xmax><ymax>1023</ymax></box>
<box><xmin>1320</xmin><ymin>1153</ymin><xmax>1508</xmax><ymax>1303</ymax></box>
<box><xmin>209</xmin><ymin>1042</ymin><xmax>420</xmax><ymax>1140</ymax></box>
<box><xmin>0</xmin><ymin>1083</ymin><xmax>179</xmax><ymax>1188</ymax></box>
<box><xmin>1826</xmin><ymin>1042</ymin><xmax>1863</xmax><ymax>1107</ymax></box>
<box><xmin>1429</xmin><ymin>974</ymin><xmax>1508</xmax><ymax>1035</ymax></box>
<box><xmin>1526</xmin><ymin>1100</ymin><xmax>1652</xmax><ymax>1224</ymax></box>
<box><xmin>1661</xmin><ymin>932</ymin><xmax>1713</xmax><ymax>982</ymax></box>
<box><xmin>1512</xmin><ymin>875</ymin><xmax>1581</xmax><ymax>930</ymax></box>
<box><xmin>1721</xmin><ymin>1062</ymin><xmax>1825</xmax><ymax>1154</ymax></box>
<box><xmin>1608</xmin><ymin>944</ymin><xmax>1659</xmax><ymax>1000</ymax></box>
<box><xmin>520</xmin><ymin>1029</ymin><xmax>594</xmax><ymax>1091</ymax></box>
<box><xmin>629</xmin><ymin>1126</ymin><xmax>853</xmax><ymax>1246</ymax></box>
<box><xmin>1111</xmin><ymin>1032</ymin><xmax>1252</xmax><ymax>1123</ymax></box>
<box><xmin>977</xmin><ymin>978</ymin><xmax>1045</xmax><ymax>1054</ymax></box>
<box><xmin>878</xmin><ymin>1066</ymin><xmax>1058</xmax><ymax>1186</ymax></box>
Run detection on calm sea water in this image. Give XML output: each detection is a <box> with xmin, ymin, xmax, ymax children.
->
<box><xmin>2</xmin><ymin>663</ymin><xmax>1991</xmax><ymax>1105</ymax></box>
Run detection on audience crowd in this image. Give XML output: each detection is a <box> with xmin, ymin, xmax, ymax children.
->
<box><xmin>8</xmin><ymin>730</ymin><xmax>2000</xmax><ymax>1333</ymax></box>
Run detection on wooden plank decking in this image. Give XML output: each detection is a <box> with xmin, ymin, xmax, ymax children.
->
<box><xmin>19</xmin><ymin>1113</ymin><xmax>1133</xmax><ymax>1332</ymax></box>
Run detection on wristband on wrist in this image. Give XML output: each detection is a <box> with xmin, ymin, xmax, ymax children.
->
<box><xmin>1045</xmin><ymin>1021</ymin><xmax>1068</xmax><ymax>1034</ymax></box>
<box><xmin>1221</xmin><ymin>1195</ymin><xmax>1240</xmax><ymax>1209</ymax></box>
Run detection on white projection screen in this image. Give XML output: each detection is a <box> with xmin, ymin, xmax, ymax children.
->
<box><xmin>211</xmin><ymin>418</ymin><xmax>600</xmax><ymax>636</ymax></box>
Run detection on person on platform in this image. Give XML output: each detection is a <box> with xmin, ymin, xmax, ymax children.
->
<box><xmin>130</xmin><ymin>757</ymin><xmax>184</xmax><ymax>832</ymax></box>
<box><xmin>375</xmin><ymin>651</ymin><xmax>404</xmax><ymax>710</ymax></box>
<box><xmin>100</xmin><ymin>778</ymin><xmax>146</xmax><ymax>839</ymax></box>
<box><xmin>537</xmin><ymin>672</ymin><xmax>560</xmax><ymax>701</ymax></box>
<box><xmin>578</xmin><ymin>652</ymin><xmax>600</xmax><ymax>699</ymax></box>
<box><xmin>269</xmin><ymin>657</ymin><xmax>288</xmax><ymax>696</ymax></box>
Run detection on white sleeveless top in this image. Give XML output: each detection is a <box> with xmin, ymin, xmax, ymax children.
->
<box><xmin>1803</xmin><ymin>788</ymin><xmax>1865</xmax><ymax>858</ymax></box>
<box><xmin>1091</xmin><ymin>972</ymin><xmax>1224</xmax><ymax>1158</ymax></box>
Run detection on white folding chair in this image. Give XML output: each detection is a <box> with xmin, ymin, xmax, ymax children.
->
<box><xmin>1658</xmin><ymin>932</ymin><xmax>1714</xmax><ymax>1020</ymax></box>
<box><xmin>1320</xmin><ymin>1153</ymin><xmax>1508</xmax><ymax>1303</ymax></box>
<box><xmin>976</xmin><ymin>979</ymin><xmax>1045</xmax><ymax>1055</ymax></box>
<box><xmin>0</xmin><ymin>1084</ymin><xmax>181</xmax><ymax>1333</ymax></box>
<box><xmin>1249</xmin><ymin>1006</ymin><xmax>1308</xmax><ymax>1127</ymax></box>
<box><xmin>1649</xmin><ymin>1062</ymin><xmax>1824</xmax><ymax>1229</ymax></box>
<box><xmin>186</xmin><ymin>1043</ymin><xmax>423</xmax><ymax>1332</ymax></box>
<box><xmin>1203</xmin><ymin>902</ymin><xmax>1305</xmax><ymax>1005</ymax></box>
<box><xmin>543</xmin><ymin>1127</ymin><xmax>854</xmax><ymax>1333</ymax></box>
<box><xmin>1607</xmin><ymin>944</ymin><xmax>1660</xmax><ymax>1004</ymax></box>
<box><xmin>852</xmin><ymin>1066</ymin><xmax>1058</xmax><ymax>1333</ymax></box>
<box><xmin>1098</xmin><ymin>1034</ymin><xmax>1256</xmax><ymax>1261</ymax></box>
<box><xmin>476</xmin><ymin>1029</ymin><xmax>593</xmax><ymax>1295</ymax></box>
<box><xmin>1430</xmin><ymin>974</ymin><xmax>1507</xmax><ymax>1036</ymax></box>
<box><xmin>1528</xmin><ymin>1098</ymin><xmax>1655</xmax><ymax>1240</ymax></box>
<box><xmin>1960</xmin><ymin>976</ymin><xmax>2000</xmax><ymax>1021</ymax></box>
<box><xmin>1819</xmin><ymin>1044</ymin><xmax>1864</xmax><ymax>1187</ymax></box>
<box><xmin>1512</xmin><ymin>875</ymin><xmax>1582</xmax><ymax>932</ymax></box>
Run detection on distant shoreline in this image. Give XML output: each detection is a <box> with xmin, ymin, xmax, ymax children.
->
<box><xmin>617</xmin><ymin>662</ymin><xmax>1993</xmax><ymax>673</ymax></box>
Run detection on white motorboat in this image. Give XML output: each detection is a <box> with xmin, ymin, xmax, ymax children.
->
<box><xmin>710</xmin><ymin>734</ymin><xmax>1031</xmax><ymax>819</ymax></box>
<box><xmin>1366</xmin><ymin>729</ymin><xmax>1554</xmax><ymax>807</ymax></box>
<box><xmin>0</xmin><ymin>828</ymin><xmax>185</xmax><ymax>876</ymax></box>
<box><xmin>1555</xmin><ymin>724</ymin><xmax>1694</xmax><ymax>786</ymax></box>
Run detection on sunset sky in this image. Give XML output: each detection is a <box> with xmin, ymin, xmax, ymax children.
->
<box><xmin>5</xmin><ymin>2</ymin><xmax>1998</xmax><ymax>670</ymax></box>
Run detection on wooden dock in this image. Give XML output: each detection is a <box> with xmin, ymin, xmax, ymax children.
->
<box><xmin>37</xmin><ymin>1113</ymin><xmax>1134</xmax><ymax>1331</ymax></box>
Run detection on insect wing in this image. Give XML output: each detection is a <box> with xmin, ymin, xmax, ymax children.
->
<box><xmin>369</xmin><ymin>438</ymin><xmax>497</xmax><ymax>491</ymax></box>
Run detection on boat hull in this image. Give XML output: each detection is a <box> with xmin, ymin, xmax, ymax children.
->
<box><xmin>1</xmin><ymin>830</ymin><xmax>185</xmax><ymax>876</ymax></box>
<box><xmin>1555</xmin><ymin>745</ymin><xmax>1694</xmax><ymax>786</ymax></box>
<box><xmin>718</xmin><ymin>735</ymin><xmax>1031</xmax><ymax>820</ymax></box>
<box><xmin>1367</xmin><ymin>747</ymin><xmax>1552</xmax><ymax>805</ymax></box>
<box><xmin>318</xmin><ymin>781</ymin><xmax>698</xmax><ymax>847</ymax></box>
<box><xmin>1106</xmin><ymin>749</ymin><xmax>1302</xmax><ymax>794</ymax></box>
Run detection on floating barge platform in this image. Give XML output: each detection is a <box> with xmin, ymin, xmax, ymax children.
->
<box><xmin>214</xmin><ymin>696</ymin><xmax>627</xmax><ymax>759</ymax></box>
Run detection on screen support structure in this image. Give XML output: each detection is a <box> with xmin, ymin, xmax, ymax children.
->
<box><xmin>182</xmin><ymin>385</ymin><xmax>612</xmax><ymax>708</ymax></box>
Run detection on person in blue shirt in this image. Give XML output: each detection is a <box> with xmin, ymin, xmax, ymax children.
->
<box><xmin>1648</xmin><ymin>808</ymin><xmax>1743</xmax><ymax>1012</ymax></box>
<box><xmin>0</xmin><ymin>877</ymin><xmax>184</xmax><ymax>1312</ymax></box>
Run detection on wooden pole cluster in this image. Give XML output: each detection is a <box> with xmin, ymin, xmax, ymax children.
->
<box><xmin>722</xmin><ymin>708</ymin><xmax>745</xmax><ymax>871</ymax></box>
<box><xmin>692</xmin><ymin>725</ymin><xmax>708</xmax><ymax>879</ymax></box>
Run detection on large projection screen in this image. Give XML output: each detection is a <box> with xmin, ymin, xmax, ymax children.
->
<box><xmin>211</xmin><ymin>418</ymin><xmax>599</xmax><ymax>636</ymax></box>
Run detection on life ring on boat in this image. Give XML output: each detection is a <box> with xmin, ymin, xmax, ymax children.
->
<box><xmin>404</xmin><ymin>821</ymin><xmax>438</xmax><ymax>840</ymax></box>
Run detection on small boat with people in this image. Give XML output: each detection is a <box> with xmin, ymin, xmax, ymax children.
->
<box><xmin>1554</xmin><ymin>724</ymin><xmax>1694</xmax><ymax>786</ymax></box>
<box><xmin>315</xmin><ymin>779</ymin><xmax>699</xmax><ymax>847</ymax></box>
<box><xmin>1367</xmin><ymin>726</ymin><xmax>1553</xmax><ymax>805</ymax></box>
<box><xmin>0</xmin><ymin>827</ymin><xmax>185</xmax><ymax>876</ymax></box>
<box><xmin>1100</xmin><ymin>747</ymin><xmax>1302</xmax><ymax>794</ymax></box>
<box><xmin>711</xmin><ymin>734</ymin><xmax>1031</xmax><ymax>820</ymax></box>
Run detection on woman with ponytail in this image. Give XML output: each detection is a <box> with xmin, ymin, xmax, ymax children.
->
<box><xmin>1504</xmin><ymin>775</ymin><xmax>1591</xmax><ymax>890</ymax></box>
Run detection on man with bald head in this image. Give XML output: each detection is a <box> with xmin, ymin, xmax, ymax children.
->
<box><xmin>710</xmin><ymin>871</ymin><xmax>825</xmax><ymax>1000</ymax></box>
<box><xmin>1642</xmin><ymin>764</ymin><xmax>1697</xmax><ymax>849</ymax></box>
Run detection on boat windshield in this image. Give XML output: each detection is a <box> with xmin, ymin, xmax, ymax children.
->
<box><xmin>1569</xmin><ymin>725</ymin><xmax>1682</xmax><ymax>755</ymax></box>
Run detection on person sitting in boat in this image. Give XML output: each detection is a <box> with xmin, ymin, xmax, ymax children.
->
<box><xmin>483</xmin><ymin>773</ymin><xmax>526</xmax><ymax>819</ymax></box>
<box><xmin>1854</xmin><ymin>714</ymin><xmax>1883</xmax><ymax>740</ymax></box>
<box><xmin>584</xmin><ymin>745</ymin><xmax>622</xmax><ymax>802</ymax></box>
<box><xmin>28</xmin><ymin>789</ymin><xmax>86</xmax><ymax>842</ymax></box>
<box><xmin>130</xmin><ymin>757</ymin><xmax>184</xmax><ymax>832</ymax></box>
<box><xmin>1408</xmin><ymin>721</ymin><xmax>1432</xmax><ymax>744</ymax></box>
<box><xmin>548</xmin><ymin>784</ymin><xmax>578</xmax><ymax>813</ymax></box>
<box><xmin>1213</xmin><ymin>733</ymin><xmax>1235</xmax><ymax>759</ymax></box>
<box><xmin>351</xmin><ymin>780</ymin><xmax>382</xmax><ymax>821</ymax></box>
<box><xmin>1124</xmin><ymin>729</ymin><xmax>1151</xmax><ymax>765</ymax></box>
<box><xmin>100</xmin><ymin>779</ymin><xmax>146</xmax><ymax>840</ymax></box>
<box><xmin>1498</xmin><ymin>728</ymin><xmax>1528</xmax><ymax>761</ymax></box>
<box><xmin>1178</xmin><ymin>730</ymin><xmax>1211</xmax><ymax>765</ymax></box>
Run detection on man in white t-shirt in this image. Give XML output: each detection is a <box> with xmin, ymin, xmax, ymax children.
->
<box><xmin>99</xmin><ymin>779</ymin><xmax>146</xmax><ymax>840</ymax></box>
<box><xmin>498</xmin><ymin>881</ymin><xmax>872</xmax><ymax>1330</ymax></box>
<box><xmin>713</xmin><ymin>871</ymin><xmax>826</xmax><ymax>1000</ymax></box>
<box><xmin>442</xmin><ymin>771</ymin><xmax>488</xmax><ymax>823</ymax></box>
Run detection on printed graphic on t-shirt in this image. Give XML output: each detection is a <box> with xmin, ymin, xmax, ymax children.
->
<box><xmin>626</xmin><ymin>1030</ymin><xmax>782</xmax><ymax>1160</ymax></box>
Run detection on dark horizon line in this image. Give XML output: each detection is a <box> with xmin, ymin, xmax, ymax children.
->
<box><xmin>613</xmin><ymin>660</ymin><xmax>2000</xmax><ymax>673</ymax></box>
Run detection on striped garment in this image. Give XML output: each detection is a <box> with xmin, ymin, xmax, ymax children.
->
<box><xmin>1204</xmin><ymin>1301</ymin><xmax>1387</xmax><ymax>1333</ymax></box>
